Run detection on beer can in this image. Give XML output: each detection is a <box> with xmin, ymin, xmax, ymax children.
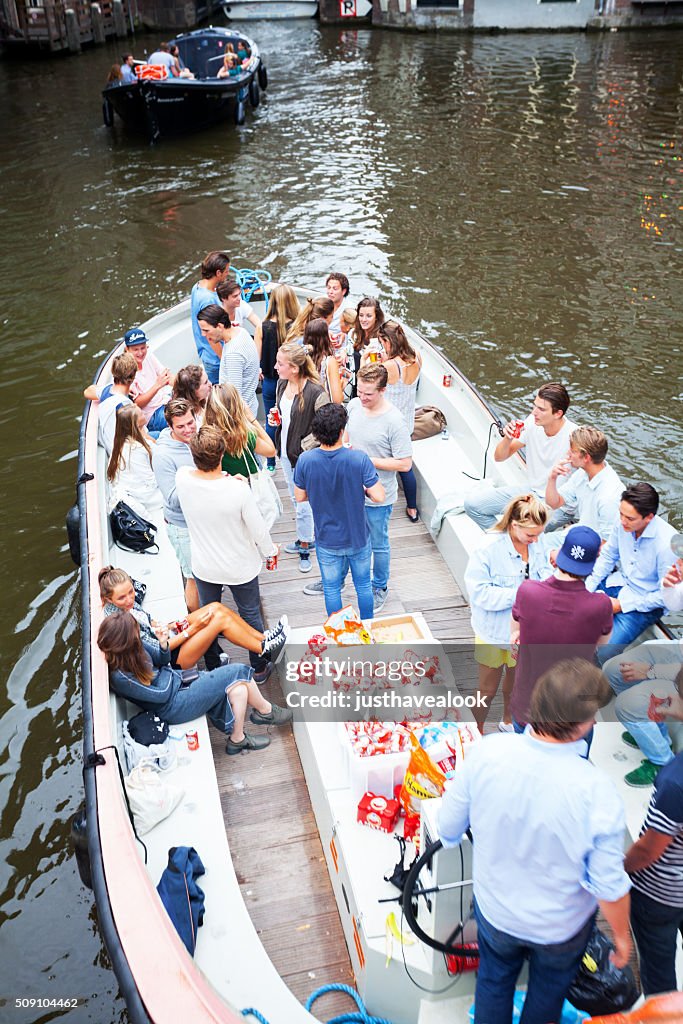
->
<box><xmin>511</xmin><ymin>419</ymin><xmax>525</xmax><ymax>439</ymax></box>
<box><xmin>442</xmin><ymin>374</ymin><xmax>452</xmax><ymax>387</ymax></box>
<box><xmin>266</xmin><ymin>545</ymin><xmax>279</xmax><ymax>571</ymax></box>
<box><xmin>175</xmin><ymin>617</ymin><xmax>190</xmax><ymax>634</ymax></box>
<box><xmin>270</xmin><ymin>407</ymin><xmax>281</xmax><ymax>426</ymax></box>
<box><xmin>186</xmin><ymin>730</ymin><xmax>199</xmax><ymax>751</ymax></box>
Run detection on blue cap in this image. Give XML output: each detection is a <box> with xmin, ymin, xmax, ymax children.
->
<box><xmin>555</xmin><ymin>525</ymin><xmax>601</xmax><ymax>576</ymax></box>
<box><xmin>124</xmin><ymin>327</ymin><xmax>148</xmax><ymax>346</ymax></box>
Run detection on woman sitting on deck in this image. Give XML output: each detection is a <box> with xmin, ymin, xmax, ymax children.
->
<box><xmin>204</xmin><ymin>382</ymin><xmax>276</xmax><ymax>478</ymax></box>
<box><xmin>217</xmin><ymin>52</ymin><xmax>240</xmax><ymax>79</ymax></box>
<box><xmin>107</xmin><ymin>404</ymin><xmax>162</xmax><ymax>516</ymax></box>
<box><xmin>172</xmin><ymin>364</ymin><xmax>212</xmax><ymax>426</ymax></box>
<box><xmin>99</xmin><ymin>566</ymin><xmax>287</xmax><ymax>671</ymax></box>
<box><xmin>98</xmin><ymin>612</ymin><xmax>291</xmax><ymax>755</ymax></box>
<box><xmin>463</xmin><ymin>494</ymin><xmax>554</xmax><ymax>734</ymax></box>
<box><xmin>303</xmin><ymin>318</ymin><xmax>344</xmax><ymax>405</ymax></box>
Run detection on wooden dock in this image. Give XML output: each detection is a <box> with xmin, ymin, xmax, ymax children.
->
<box><xmin>209</xmin><ymin>469</ymin><xmax>477</xmax><ymax>1018</ymax></box>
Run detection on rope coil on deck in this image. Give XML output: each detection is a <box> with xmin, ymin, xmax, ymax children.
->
<box><xmin>242</xmin><ymin>983</ymin><xmax>397</xmax><ymax>1024</ymax></box>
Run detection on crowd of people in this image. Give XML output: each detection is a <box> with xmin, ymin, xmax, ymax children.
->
<box><xmin>105</xmin><ymin>39</ymin><xmax>252</xmax><ymax>86</ymax></box>
<box><xmin>83</xmin><ymin>250</ymin><xmax>683</xmax><ymax>1016</ymax></box>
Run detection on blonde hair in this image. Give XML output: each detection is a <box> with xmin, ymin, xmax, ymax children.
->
<box><xmin>278</xmin><ymin>342</ymin><xmax>321</xmax><ymax>410</ymax></box>
<box><xmin>264</xmin><ymin>284</ymin><xmax>301</xmax><ymax>350</ymax></box>
<box><xmin>340</xmin><ymin>308</ymin><xmax>357</xmax><ymax>331</ymax></box>
<box><xmin>285</xmin><ymin>296</ymin><xmax>334</xmax><ymax>346</ymax></box>
<box><xmin>493</xmin><ymin>494</ymin><xmax>548</xmax><ymax>534</ymax></box>
<box><xmin>570</xmin><ymin>425</ymin><xmax>608</xmax><ymax>464</ymax></box>
<box><xmin>98</xmin><ymin>565</ymin><xmax>132</xmax><ymax>604</ymax></box>
<box><xmin>204</xmin><ymin>382</ymin><xmax>250</xmax><ymax>458</ymax></box>
<box><xmin>107</xmin><ymin>404</ymin><xmax>153</xmax><ymax>482</ymax></box>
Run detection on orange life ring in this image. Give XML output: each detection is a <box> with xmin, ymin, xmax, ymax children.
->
<box><xmin>135</xmin><ymin>64</ymin><xmax>168</xmax><ymax>81</ymax></box>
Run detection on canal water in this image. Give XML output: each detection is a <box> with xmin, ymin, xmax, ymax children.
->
<box><xmin>1</xmin><ymin>20</ymin><xmax>682</xmax><ymax>1021</ymax></box>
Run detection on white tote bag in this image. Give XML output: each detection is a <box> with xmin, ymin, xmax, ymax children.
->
<box><xmin>124</xmin><ymin>760</ymin><xmax>185</xmax><ymax>835</ymax></box>
<box><xmin>245</xmin><ymin>446</ymin><xmax>282</xmax><ymax>530</ymax></box>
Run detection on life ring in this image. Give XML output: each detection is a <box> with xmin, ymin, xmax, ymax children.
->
<box><xmin>257</xmin><ymin>64</ymin><xmax>268</xmax><ymax>90</ymax></box>
<box><xmin>102</xmin><ymin>98</ymin><xmax>114</xmax><ymax>128</ymax></box>
<box><xmin>248</xmin><ymin>78</ymin><xmax>260</xmax><ymax>109</ymax></box>
<box><xmin>234</xmin><ymin>99</ymin><xmax>246</xmax><ymax>125</ymax></box>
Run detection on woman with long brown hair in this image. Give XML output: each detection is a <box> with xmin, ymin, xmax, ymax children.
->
<box><xmin>107</xmin><ymin>403</ymin><xmax>162</xmax><ymax>515</ymax></box>
<box><xmin>303</xmin><ymin>318</ymin><xmax>344</xmax><ymax>405</ymax></box>
<box><xmin>261</xmin><ymin>284</ymin><xmax>301</xmax><ymax>469</ymax></box>
<box><xmin>98</xmin><ymin>612</ymin><xmax>291</xmax><ymax>755</ymax></box>
<box><xmin>99</xmin><ymin>565</ymin><xmax>287</xmax><ymax>671</ymax></box>
<box><xmin>375</xmin><ymin>320</ymin><xmax>422</xmax><ymax>522</ymax></box>
<box><xmin>172</xmin><ymin>364</ymin><xmax>212</xmax><ymax>424</ymax></box>
<box><xmin>284</xmin><ymin>296</ymin><xmax>334</xmax><ymax>347</ymax></box>
<box><xmin>350</xmin><ymin>297</ymin><xmax>386</xmax><ymax>398</ymax></box>
<box><xmin>268</xmin><ymin>343</ymin><xmax>329</xmax><ymax>572</ymax></box>
<box><xmin>204</xmin><ymin>382</ymin><xmax>275</xmax><ymax>478</ymax></box>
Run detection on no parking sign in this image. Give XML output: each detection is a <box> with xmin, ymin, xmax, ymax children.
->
<box><xmin>339</xmin><ymin>0</ymin><xmax>372</xmax><ymax>16</ymax></box>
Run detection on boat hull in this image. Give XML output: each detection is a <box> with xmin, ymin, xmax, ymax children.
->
<box><xmin>103</xmin><ymin>77</ymin><xmax>249</xmax><ymax>140</ymax></box>
<box><xmin>222</xmin><ymin>0</ymin><xmax>318</xmax><ymax>18</ymax></box>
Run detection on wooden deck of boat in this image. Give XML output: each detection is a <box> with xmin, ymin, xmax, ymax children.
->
<box><xmin>210</xmin><ymin>469</ymin><xmax>476</xmax><ymax>1019</ymax></box>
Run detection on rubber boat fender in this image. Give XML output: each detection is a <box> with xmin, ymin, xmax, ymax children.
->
<box><xmin>66</xmin><ymin>503</ymin><xmax>81</xmax><ymax>566</ymax></box>
<box><xmin>71</xmin><ymin>804</ymin><xmax>93</xmax><ymax>889</ymax></box>
<box><xmin>234</xmin><ymin>98</ymin><xmax>246</xmax><ymax>125</ymax></box>
<box><xmin>102</xmin><ymin>97</ymin><xmax>114</xmax><ymax>128</ymax></box>
<box><xmin>248</xmin><ymin>78</ymin><xmax>260</xmax><ymax>109</ymax></box>
<box><xmin>257</xmin><ymin>63</ymin><xmax>268</xmax><ymax>90</ymax></box>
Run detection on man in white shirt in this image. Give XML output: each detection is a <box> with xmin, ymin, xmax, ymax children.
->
<box><xmin>83</xmin><ymin>351</ymin><xmax>137</xmax><ymax>455</ymax></box>
<box><xmin>662</xmin><ymin>551</ymin><xmax>683</xmax><ymax>613</ymax></box>
<box><xmin>325</xmin><ymin>272</ymin><xmax>351</xmax><ymax>336</ymax></box>
<box><xmin>216</xmin><ymin>279</ymin><xmax>262</xmax><ymax>356</ymax></box>
<box><xmin>545</xmin><ymin>425</ymin><xmax>624</xmax><ymax>541</ymax></box>
<box><xmin>464</xmin><ymin>382</ymin><xmax>575</xmax><ymax>531</ymax></box>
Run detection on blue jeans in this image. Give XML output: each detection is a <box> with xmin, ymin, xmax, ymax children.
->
<box><xmin>146</xmin><ymin>404</ymin><xmax>168</xmax><ymax>434</ymax></box>
<box><xmin>603</xmin><ymin>641</ymin><xmax>679</xmax><ymax>765</ymax></box>
<box><xmin>464</xmin><ymin>484</ymin><xmax>573</xmax><ymax>533</ymax></box>
<box><xmin>365</xmin><ymin>504</ymin><xmax>393</xmax><ymax>592</ymax></box>
<box><xmin>194</xmin><ymin>575</ymin><xmax>267</xmax><ymax>673</ymax></box>
<box><xmin>261</xmin><ymin>377</ymin><xmax>277</xmax><ymax>469</ymax></box>
<box><xmin>203</xmin><ymin>360</ymin><xmax>220</xmax><ymax>386</ymax></box>
<box><xmin>631</xmin><ymin>887</ymin><xmax>683</xmax><ymax>996</ymax></box>
<box><xmin>317</xmin><ymin>539</ymin><xmax>374</xmax><ymax>620</ymax></box>
<box><xmin>473</xmin><ymin>899</ymin><xmax>595</xmax><ymax>1024</ymax></box>
<box><xmin>280</xmin><ymin>454</ymin><xmax>315</xmax><ymax>544</ymax></box>
<box><xmin>157</xmin><ymin>662</ymin><xmax>252</xmax><ymax>734</ymax></box>
<box><xmin>595</xmin><ymin>586</ymin><xmax>665</xmax><ymax>666</ymax></box>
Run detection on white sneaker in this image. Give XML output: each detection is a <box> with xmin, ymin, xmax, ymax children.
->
<box><xmin>497</xmin><ymin>721</ymin><xmax>515</xmax><ymax>734</ymax></box>
<box><xmin>299</xmin><ymin>552</ymin><xmax>312</xmax><ymax>574</ymax></box>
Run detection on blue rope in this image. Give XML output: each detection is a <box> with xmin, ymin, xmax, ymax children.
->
<box><xmin>241</xmin><ymin>1009</ymin><xmax>271</xmax><ymax>1024</ymax></box>
<box><xmin>232</xmin><ymin>265</ymin><xmax>272</xmax><ymax>303</ymax></box>
<box><xmin>305</xmin><ymin>983</ymin><xmax>396</xmax><ymax>1024</ymax></box>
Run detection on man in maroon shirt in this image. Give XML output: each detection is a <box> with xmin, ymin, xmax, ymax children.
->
<box><xmin>511</xmin><ymin>526</ymin><xmax>613</xmax><ymax>730</ymax></box>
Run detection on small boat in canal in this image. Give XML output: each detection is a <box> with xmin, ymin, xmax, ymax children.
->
<box><xmin>221</xmin><ymin>0</ymin><xmax>318</xmax><ymax>19</ymax></box>
<box><xmin>70</xmin><ymin>284</ymin><xmax>682</xmax><ymax>1023</ymax></box>
<box><xmin>102</xmin><ymin>27</ymin><xmax>268</xmax><ymax>143</ymax></box>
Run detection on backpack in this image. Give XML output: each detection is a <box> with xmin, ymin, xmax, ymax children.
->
<box><xmin>110</xmin><ymin>500</ymin><xmax>159</xmax><ymax>554</ymax></box>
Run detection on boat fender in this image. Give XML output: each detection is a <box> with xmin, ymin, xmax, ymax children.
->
<box><xmin>65</xmin><ymin>503</ymin><xmax>81</xmax><ymax>566</ymax></box>
<box><xmin>257</xmin><ymin>64</ymin><xmax>268</xmax><ymax>90</ymax></box>
<box><xmin>234</xmin><ymin>99</ymin><xmax>246</xmax><ymax>126</ymax></box>
<box><xmin>102</xmin><ymin>98</ymin><xmax>114</xmax><ymax>128</ymax></box>
<box><xmin>248</xmin><ymin>78</ymin><xmax>260</xmax><ymax>109</ymax></box>
<box><xmin>70</xmin><ymin>804</ymin><xmax>93</xmax><ymax>890</ymax></box>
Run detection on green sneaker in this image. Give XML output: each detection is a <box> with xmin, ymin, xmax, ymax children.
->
<box><xmin>621</xmin><ymin>731</ymin><xmax>639</xmax><ymax>749</ymax></box>
<box><xmin>624</xmin><ymin>760</ymin><xmax>660</xmax><ymax>788</ymax></box>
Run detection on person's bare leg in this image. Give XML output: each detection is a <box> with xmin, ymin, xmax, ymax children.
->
<box><xmin>176</xmin><ymin>604</ymin><xmax>265</xmax><ymax>668</ymax></box>
<box><xmin>245</xmin><ymin>679</ymin><xmax>272</xmax><ymax>715</ymax></box>
<box><xmin>185</xmin><ymin>577</ymin><xmax>199</xmax><ymax>613</ymax></box>
<box><xmin>226</xmin><ymin>682</ymin><xmax>249</xmax><ymax>744</ymax></box>
<box><xmin>474</xmin><ymin>664</ymin><xmax>504</xmax><ymax>733</ymax></box>
<box><xmin>501</xmin><ymin>666</ymin><xmax>516</xmax><ymax>726</ymax></box>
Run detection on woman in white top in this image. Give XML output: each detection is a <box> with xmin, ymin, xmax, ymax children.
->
<box><xmin>464</xmin><ymin>494</ymin><xmax>553</xmax><ymax>733</ymax></box>
<box><xmin>107</xmin><ymin>404</ymin><xmax>162</xmax><ymax>515</ymax></box>
<box><xmin>363</xmin><ymin>320</ymin><xmax>422</xmax><ymax>522</ymax></box>
<box><xmin>175</xmin><ymin>425</ymin><xmax>278</xmax><ymax>685</ymax></box>
<box><xmin>303</xmin><ymin>317</ymin><xmax>344</xmax><ymax>405</ymax></box>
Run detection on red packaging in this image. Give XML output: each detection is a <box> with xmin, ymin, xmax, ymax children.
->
<box><xmin>186</xmin><ymin>729</ymin><xmax>199</xmax><ymax>751</ymax></box>
<box><xmin>175</xmin><ymin>617</ymin><xmax>190</xmax><ymax>634</ymax></box>
<box><xmin>648</xmin><ymin>693</ymin><xmax>671</xmax><ymax>722</ymax></box>
<box><xmin>266</xmin><ymin>545</ymin><xmax>279</xmax><ymax>571</ymax></box>
<box><xmin>442</xmin><ymin>374</ymin><xmax>452</xmax><ymax>388</ymax></box>
<box><xmin>270</xmin><ymin>407</ymin><xmax>281</xmax><ymax>426</ymax></box>
<box><xmin>511</xmin><ymin>419</ymin><xmax>525</xmax><ymax>439</ymax></box>
<box><xmin>445</xmin><ymin>944</ymin><xmax>479</xmax><ymax>974</ymax></box>
<box><xmin>357</xmin><ymin>792</ymin><xmax>400</xmax><ymax>834</ymax></box>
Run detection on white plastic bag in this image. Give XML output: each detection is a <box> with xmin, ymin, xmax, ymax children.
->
<box><xmin>124</xmin><ymin>761</ymin><xmax>184</xmax><ymax>835</ymax></box>
<box><xmin>123</xmin><ymin>719</ymin><xmax>176</xmax><ymax>773</ymax></box>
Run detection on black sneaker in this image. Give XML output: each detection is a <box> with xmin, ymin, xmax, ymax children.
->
<box><xmin>226</xmin><ymin>732</ymin><xmax>271</xmax><ymax>755</ymax></box>
<box><xmin>253</xmin><ymin>663</ymin><xmax>273</xmax><ymax>686</ymax></box>
<box><xmin>261</xmin><ymin>629</ymin><xmax>287</xmax><ymax>664</ymax></box>
<box><xmin>250</xmin><ymin>703</ymin><xmax>293</xmax><ymax>727</ymax></box>
<box><xmin>263</xmin><ymin>615</ymin><xmax>289</xmax><ymax>643</ymax></box>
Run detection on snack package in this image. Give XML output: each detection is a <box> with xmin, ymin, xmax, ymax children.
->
<box><xmin>399</xmin><ymin>733</ymin><xmax>446</xmax><ymax>845</ymax></box>
<box><xmin>324</xmin><ymin>605</ymin><xmax>374</xmax><ymax>645</ymax></box>
<box><xmin>357</xmin><ymin>792</ymin><xmax>401</xmax><ymax>833</ymax></box>
<box><xmin>418</xmin><ymin>722</ymin><xmax>480</xmax><ymax>778</ymax></box>
<box><xmin>345</xmin><ymin>721</ymin><xmax>417</xmax><ymax>757</ymax></box>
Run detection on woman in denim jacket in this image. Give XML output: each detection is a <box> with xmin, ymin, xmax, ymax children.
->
<box><xmin>98</xmin><ymin>612</ymin><xmax>291</xmax><ymax>755</ymax></box>
<box><xmin>464</xmin><ymin>494</ymin><xmax>554</xmax><ymax>734</ymax></box>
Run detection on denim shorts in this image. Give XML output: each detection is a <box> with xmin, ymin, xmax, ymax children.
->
<box><xmin>166</xmin><ymin>521</ymin><xmax>192</xmax><ymax>578</ymax></box>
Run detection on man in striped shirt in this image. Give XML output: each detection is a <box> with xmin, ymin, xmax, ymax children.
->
<box><xmin>624</xmin><ymin>748</ymin><xmax>683</xmax><ymax>995</ymax></box>
<box><xmin>196</xmin><ymin>305</ymin><xmax>260</xmax><ymax>417</ymax></box>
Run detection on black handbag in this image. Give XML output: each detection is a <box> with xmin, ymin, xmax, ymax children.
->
<box><xmin>110</xmin><ymin>501</ymin><xmax>159</xmax><ymax>555</ymax></box>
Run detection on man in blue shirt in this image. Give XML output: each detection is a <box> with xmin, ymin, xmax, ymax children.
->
<box><xmin>120</xmin><ymin>54</ymin><xmax>137</xmax><ymax>84</ymax></box>
<box><xmin>294</xmin><ymin>404</ymin><xmax>384</xmax><ymax>620</ymax></box>
<box><xmin>586</xmin><ymin>482</ymin><xmax>676</xmax><ymax>664</ymax></box>
<box><xmin>190</xmin><ymin>251</ymin><xmax>231</xmax><ymax>384</ymax></box>
<box><xmin>438</xmin><ymin>659</ymin><xmax>632</xmax><ymax>1024</ymax></box>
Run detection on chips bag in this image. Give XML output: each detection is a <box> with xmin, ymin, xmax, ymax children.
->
<box><xmin>399</xmin><ymin>733</ymin><xmax>446</xmax><ymax>845</ymax></box>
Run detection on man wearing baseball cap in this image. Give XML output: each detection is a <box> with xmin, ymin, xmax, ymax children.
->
<box><xmin>510</xmin><ymin>525</ymin><xmax>614</xmax><ymax>731</ymax></box>
<box><xmin>125</xmin><ymin>326</ymin><xmax>174</xmax><ymax>436</ymax></box>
